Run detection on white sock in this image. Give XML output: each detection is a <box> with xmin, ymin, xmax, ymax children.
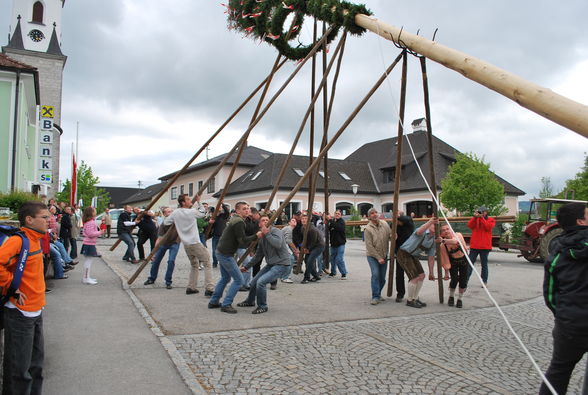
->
<box><xmin>415</xmin><ymin>280</ymin><xmax>424</xmax><ymax>299</ymax></box>
<box><xmin>457</xmin><ymin>292</ymin><xmax>464</xmax><ymax>300</ymax></box>
<box><xmin>407</xmin><ymin>282</ymin><xmax>417</xmax><ymax>301</ymax></box>
<box><xmin>83</xmin><ymin>258</ymin><xmax>93</xmax><ymax>280</ymax></box>
<box><xmin>449</xmin><ymin>289</ymin><xmax>455</xmax><ymax>298</ymax></box>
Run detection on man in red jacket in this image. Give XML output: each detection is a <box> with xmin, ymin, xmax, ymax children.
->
<box><xmin>467</xmin><ymin>206</ymin><xmax>495</xmax><ymax>285</ymax></box>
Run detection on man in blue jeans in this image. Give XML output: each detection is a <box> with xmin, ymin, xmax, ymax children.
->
<box><xmin>467</xmin><ymin>206</ymin><xmax>495</xmax><ymax>286</ymax></box>
<box><xmin>364</xmin><ymin>208</ymin><xmax>391</xmax><ymax>305</ymax></box>
<box><xmin>237</xmin><ymin>215</ymin><xmax>290</xmax><ymax>314</ymax></box>
<box><xmin>327</xmin><ymin>210</ymin><xmax>348</xmax><ymax>279</ymax></box>
<box><xmin>208</xmin><ymin>202</ymin><xmax>260</xmax><ymax>314</ymax></box>
<box><xmin>144</xmin><ymin>207</ymin><xmax>180</xmax><ymax>289</ymax></box>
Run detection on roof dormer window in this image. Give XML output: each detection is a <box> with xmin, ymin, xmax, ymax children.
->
<box><xmin>32</xmin><ymin>2</ymin><xmax>44</xmax><ymax>24</ymax></box>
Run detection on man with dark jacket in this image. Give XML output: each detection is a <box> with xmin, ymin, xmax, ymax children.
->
<box><xmin>300</xmin><ymin>213</ymin><xmax>324</xmax><ymax>284</ymax></box>
<box><xmin>394</xmin><ymin>213</ymin><xmax>414</xmax><ymax>302</ymax></box>
<box><xmin>327</xmin><ymin>210</ymin><xmax>348</xmax><ymax>279</ymax></box>
<box><xmin>209</xmin><ymin>203</ymin><xmax>230</xmax><ymax>268</ymax></box>
<box><xmin>117</xmin><ymin>205</ymin><xmax>138</xmax><ymax>263</ymax></box>
<box><xmin>539</xmin><ymin>202</ymin><xmax>588</xmax><ymax>395</ymax></box>
<box><xmin>59</xmin><ymin>206</ymin><xmax>76</xmax><ymax>258</ymax></box>
<box><xmin>136</xmin><ymin>210</ymin><xmax>157</xmax><ymax>260</ymax></box>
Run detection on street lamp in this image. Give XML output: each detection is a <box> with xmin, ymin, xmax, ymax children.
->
<box><xmin>351</xmin><ymin>184</ymin><xmax>359</xmax><ymax>213</ymax></box>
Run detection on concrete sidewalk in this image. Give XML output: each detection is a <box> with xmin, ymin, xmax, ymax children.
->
<box><xmin>42</xmin><ymin>257</ymin><xmax>191</xmax><ymax>395</ymax></box>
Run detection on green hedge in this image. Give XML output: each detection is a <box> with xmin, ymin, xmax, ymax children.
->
<box><xmin>0</xmin><ymin>191</ymin><xmax>42</xmax><ymax>219</ymax></box>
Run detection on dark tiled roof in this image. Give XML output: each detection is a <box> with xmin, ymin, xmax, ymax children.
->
<box><xmin>218</xmin><ymin>153</ymin><xmax>380</xmax><ymax>197</ymax></box>
<box><xmin>5</xmin><ymin>18</ymin><xmax>24</xmax><ymax>50</ymax></box>
<box><xmin>159</xmin><ymin>145</ymin><xmax>272</xmax><ymax>181</ymax></box>
<box><xmin>345</xmin><ymin>131</ymin><xmax>525</xmax><ymax>195</ymax></box>
<box><xmin>122</xmin><ymin>182</ymin><xmax>167</xmax><ymax>205</ymax></box>
<box><xmin>98</xmin><ymin>186</ymin><xmax>143</xmax><ymax>208</ymax></box>
<box><xmin>46</xmin><ymin>26</ymin><xmax>64</xmax><ymax>56</ymax></box>
<box><xmin>0</xmin><ymin>53</ymin><xmax>36</xmax><ymax>71</ymax></box>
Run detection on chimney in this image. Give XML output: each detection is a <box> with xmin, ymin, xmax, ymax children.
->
<box><xmin>411</xmin><ymin>118</ymin><xmax>427</xmax><ymax>132</ymax></box>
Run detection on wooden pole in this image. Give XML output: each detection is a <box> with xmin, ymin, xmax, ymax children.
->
<box><xmin>386</xmin><ymin>51</ymin><xmax>407</xmax><ymax>298</ymax></box>
<box><xmin>321</xmin><ymin>21</ymin><xmax>331</xmax><ymax>271</ymax></box>
<box><xmin>109</xmin><ymin>58</ymin><xmax>287</xmax><ymax>252</ymax></box>
<box><xmin>355</xmin><ymin>14</ymin><xmax>588</xmax><ymax>138</ymax></box>
<box><xmin>420</xmin><ymin>56</ymin><xmax>444</xmax><ymax>304</ymax></box>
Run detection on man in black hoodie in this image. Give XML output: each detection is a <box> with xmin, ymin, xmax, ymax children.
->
<box><xmin>394</xmin><ymin>213</ymin><xmax>414</xmax><ymax>303</ymax></box>
<box><xmin>539</xmin><ymin>202</ymin><xmax>588</xmax><ymax>395</ymax></box>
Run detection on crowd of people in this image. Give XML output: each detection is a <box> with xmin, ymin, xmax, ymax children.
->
<box><xmin>1</xmin><ymin>197</ymin><xmax>586</xmax><ymax>394</ymax></box>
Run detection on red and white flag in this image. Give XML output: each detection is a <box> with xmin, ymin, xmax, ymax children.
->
<box><xmin>70</xmin><ymin>153</ymin><xmax>77</xmax><ymax>206</ymax></box>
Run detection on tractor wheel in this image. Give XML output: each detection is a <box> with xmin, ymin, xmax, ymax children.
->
<box><xmin>520</xmin><ymin>236</ymin><xmax>543</xmax><ymax>263</ymax></box>
<box><xmin>540</xmin><ymin>228</ymin><xmax>564</xmax><ymax>261</ymax></box>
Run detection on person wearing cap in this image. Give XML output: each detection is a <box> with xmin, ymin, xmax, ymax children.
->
<box><xmin>467</xmin><ymin>206</ymin><xmax>495</xmax><ymax>286</ymax></box>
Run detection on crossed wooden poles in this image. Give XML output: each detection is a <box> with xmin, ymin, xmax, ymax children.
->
<box><xmin>118</xmin><ymin>15</ymin><xmax>587</xmax><ymax>293</ymax></box>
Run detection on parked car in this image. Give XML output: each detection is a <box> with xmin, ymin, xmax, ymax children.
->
<box><xmin>95</xmin><ymin>209</ymin><xmax>124</xmax><ymax>237</ymax></box>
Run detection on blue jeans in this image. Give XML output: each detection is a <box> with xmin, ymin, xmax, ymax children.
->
<box><xmin>49</xmin><ymin>244</ymin><xmax>65</xmax><ymax>278</ymax></box>
<box><xmin>468</xmin><ymin>249</ymin><xmax>490</xmax><ymax>283</ymax></box>
<box><xmin>210</xmin><ymin>252</ymin><xmax>244</xmax><ymax>307</ymax></box>
<box><xmin>119</xmin><ymin>232</ymin><xmax>136</xmax><ymax>261</ymax></box>
<box><xmin>148</xmin><ymin>243</ymin><xmax>180</xmax><ymax>285</ymax></box>
<box><xmin>281</xmin><ymin>254</ymin><xmax>295</xmax><ymax>280</ymax></box>
<box><xmin>237</xmin><ymin>248</ymin><xmax>252</xmax><ymax>287</ymax></box>
<box><xmin>330</xmin><ymin>245</ymin><xmax>347</xmax><ymax>275</ymax></box>
<box><xmin>304</xmin><ymin>246</ymin><xmax>324</xmax><ymax>280</ymax></box>
<box><xmin>211</xmin><ymin>236</ymin><xmax>220</xmax><ymax>267</ymax></box>
<box><xmin>69</xmin><ymin>237</ymin><xmax>78</xmax><ymax>259</ymax></box>
<box><xmin>53</xmin><ymin>240</ymin><xmax>72</xmax><ymax>264</ymax></box>
<box><xmin>244</xmin><ymin>265</ymin><xmax>289</xmax><ymax>308</ymax></box>
<box><xmin>367</xmin><ymin>256</ymin><xmax>388</xmax><ymax>299</ymax></box>
<box><xmin>2</xmin><ymin>308</ymin><xmax>44</xmax><ymax>395</ymax></box>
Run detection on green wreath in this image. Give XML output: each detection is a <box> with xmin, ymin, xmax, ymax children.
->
<box><xmin>226</xmin><ymin>0</ymin><xmax>372</xmax><ymax>61</ymax></box>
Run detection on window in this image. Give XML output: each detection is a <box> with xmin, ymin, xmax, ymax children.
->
<box><xmin>180</xmin><ymin>185</ymin><xmax>184</xmax><ymax>195</ymax></box>
<box><xmin>251</xmin><ymin>170</ymin><xmax>263</xmax><ymax>181</ymax></box>
<box><xmin>170</xmin><ymin>187</ymin><xmax>178</xmax><ymax>200</ymax></box>
<box><xmin>293</xmin><ymin>168</ymin><xmax>304</xmax><ymax>176</ymax></box>
<box><xmin>338</xmin><ymin>171</ymin><xmax>351</xmax><ymax>181</ymax></box>
<box><xmin>32</xmin><ymin>2</ymin><xmax>44</xmax><ymax>23</ymax></box>
<box><xmin>188</xmin><ymin>183</ymin><xmax>194</xmax><ymax>196</ymax></box>
<box><xmin>383</xmin><ymin>169</ymin><xmax>394</xmax><ymax>183</ymax></box>
<box><xmin>198</xmin><ymin>180</ymin><xmax>203</xmax><ymax>191</ymax></box>
<box><xmin>207</xmin><ymin>178</ymin><xmax>215</xmax><ymax>194</ymax></box>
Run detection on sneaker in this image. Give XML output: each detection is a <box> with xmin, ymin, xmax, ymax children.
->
<box><xmin>82</xmin><ymin>278</ymin><xmax>97</xmax><ymax>285</ymax></box>
<box><xmin>456</xmin><ymin>299</ymin><xmax>463</xmax><ymax>308</ymax></box>
<box><xmin>238</xmin><ymin>286</ymin><xmax>250</xmax><ymax>292</ymax></box>
<box><xmin>370</xmin><ymin>298</ymin><xmax>379</xmax><ymax>305</ymax></box>
<box><xmin>415</xmin><ymin>299</ymin><xmax>427</xmax><ymax>308</ymax></box>
<box><xmin>322</xmin><ymin>269</ymin><xmax>330</xmax><ymax>275</ymax></box>
<box><xmin>186</xmin><ymin>288</ymin><xmax>199</xmax><ymax>295</ymax></box>
<box><xmin>45</xmin><ymin>288</ymin><xmax>52</xmax><ymax>294</ymax></box>
<box><xmin>448</xmin><ymin>296</ymin><xmax>455</xmax><ymax>307</ymax></box>
<box><xmin>237</xmin><ymin>301</ymin><xmax>255</xmax><ymax>307</ymax></box>
<box><xmin>166</xmin><ymin>284</ymin><xmax>172</xmax><ymax>290</ymax></box>
<box><xmin>395</xmin><ymin>296</ymin><xmax>403</xmax><ymax>303</ymax></box>
<box><xmin>220</xmin><ymin>305</ymin><xmax>238</xmax><ymax>314</ymax></box>
<box><xmin>130</xmin><ymin>259</ymin><xmax>140</xmax><ymax>264</ymax></box>
<box><xmin>281</xmin><ymin>278</ymin><xmax>293</xmax><ymax>284</ymax></box>
<box><xmin>270</xmin><ymin>283</ymin><xmax>277</xmax><ymax>290</ymax></box>
<box><xmin>341</xmin><ymin>274</ymin><xmax>347</xmax><ymax>280</ymax></box>
<box><xmin>144</xmin><ymin>279</ymin><xmax>155</xmax><ymax>285</ymax></box>
<box><xmin>328</xmin><ymin>273</ymin><xmax>336</xmax><ymax>277</ymax></box>
<box><xmin>406</xmin><ymin>300</ymin><xmax>421</xmax><ymax>308</ymax></box>
<box><xmin>378</xmin><ymin>296</ymin><xmax>385</xmax><ymax>302</ymax></box>
<box><xmin>204</xmin><ymin>290</ymin><xmax>213</xmax><ymax>297</ymax></box>
<box><xmin>199</xmin><ymin>264</ymin><xmax>204</xmax><ymax>270</ymax></box>
<box><xmin>208</xmin><ymin>302</ymin><xmax>221</xmax><ymax>309</ymax></box>
<box><xmin>252</xmin><ymin>306</ymin><xmax>268</xmax><ymax>314</ymax></box>
<box><xmin>301</xmin><ymin>279</ymin><xmax>309</xmax><ymax>284</ymax></box>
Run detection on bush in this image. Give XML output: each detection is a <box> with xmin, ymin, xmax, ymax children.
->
<box><xmin>0</xmin><ymin>191</ymin><xmax>42</xmax><ymax>218</ymax></box>
<box><xmin>345</xmin><ymin>208</ymin><xmax>363</xmax><ymax>239</ymax></box>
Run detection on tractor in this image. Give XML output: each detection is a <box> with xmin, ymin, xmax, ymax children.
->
<box><xmin>500</xmin><ymin>198</ymin><xmax>588</xmax><ymax>262</ymax></box>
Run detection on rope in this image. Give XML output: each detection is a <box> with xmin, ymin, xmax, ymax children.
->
<box><xmin>371</xmin><ymin>19</ymin><xmax>558</xmax><ymax>395</ymax></box>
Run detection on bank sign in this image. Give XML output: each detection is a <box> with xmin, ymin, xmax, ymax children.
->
<box><xmin>39</xmin><ymin>106</ymin><xmax>54</xmax><ymax>184</ymax></box>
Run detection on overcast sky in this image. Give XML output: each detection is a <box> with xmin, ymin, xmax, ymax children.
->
<box><xmin>2</xmin><ymin>0</ymin><xmax>587</xmax><ymax>199</ymax></box>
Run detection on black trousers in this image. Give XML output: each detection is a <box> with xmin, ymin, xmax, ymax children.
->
<box><xmin>2</xmin><ymin>308</ymin><xmax>44</xmax><ymax>395</ymax></box>
<box><xmin>137</xmin><ymin>231</ymin><xmax>157</xmax><ymax>260</ymax></box>
<box><xmin>539</xmin><ymin>320</ymin><xmax>588</xmax><ymax>394</ymax></box>
<box><xmin>394</xmin><ymin>258</ymin><xmax>406</xmax><ymax>298</ymax></box>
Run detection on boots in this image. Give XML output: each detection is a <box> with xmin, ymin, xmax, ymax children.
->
<box><xmin>82</xmin><ymin>259</ymin><xmax>97</xmax><ymax>285</ymax></box>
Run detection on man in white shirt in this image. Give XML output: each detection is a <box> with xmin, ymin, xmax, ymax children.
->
<box><xmin>163</xmin><ymin>194</ymin><xmax>213</xmax><ymax>295</ymax></box>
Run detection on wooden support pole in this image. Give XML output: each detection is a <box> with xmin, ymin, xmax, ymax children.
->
<box><xmin>109</xmin><ymin>57</ymin><xmax>287</xmax><ymax>252</ymax></box>
<box><xmin>386</xmin><ymin>51</ymin><xmax>407</xmax><ymax>298</ymax></box>
<box><xmin>355</xmin><ymin>14</ymin><xmax>588</xmax><ymax>138</ymax></box>
<box><xmin>321</xmin><ymin>21</ymin><xmax>331</xmax><ymax>271</ymax></box>
<box><xmin>420</xmin><ymin>56</ymin><xmax>444</xmax><ymax>304</ymax></box>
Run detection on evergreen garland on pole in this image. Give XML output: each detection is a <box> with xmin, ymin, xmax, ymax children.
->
<box><xmin>225</xmin><ymin>0</ymin><xmax>372</xmax><ymax>60</ymax></box>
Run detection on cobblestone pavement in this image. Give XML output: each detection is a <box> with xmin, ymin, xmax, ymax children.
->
<box><xmin>97</xmin><ymin>238</ymin><xmax>585</xmax><ymax>394</ymax></box>
<box><xmin>171</xmin><ymin>299</ymin><xmax>585</xmax><ymax>394</ymax></box>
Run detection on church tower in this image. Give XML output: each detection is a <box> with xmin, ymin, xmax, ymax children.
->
<box><xmin>2</xmin><ymin>0</ymin><xmax>67</xmax><ymax>196</ymax></box>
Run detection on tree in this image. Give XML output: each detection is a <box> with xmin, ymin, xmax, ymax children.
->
<box><xmin>56</xmin><ymin>161</ymin><xmax>110</xmax><ymax>212</ymax></box>
<box><xmin>539</xmin><ymin>176</ymin><xmax>553</xmax><ymax>198</ymax></box>
<box><xmin>557</xmin><ymin>154</ymin><xmax>588</xmax><ymax>201</ymax></box>
<box><xmin>440</xmin><ymin>153</ymin><xmax>507</xmax><ymax>216</ymax></box>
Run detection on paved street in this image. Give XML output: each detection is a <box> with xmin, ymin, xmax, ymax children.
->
<box><xmin>45</xmin><ymin>237</ymin><xmax>585</xmax><ymax>394</ymax></box>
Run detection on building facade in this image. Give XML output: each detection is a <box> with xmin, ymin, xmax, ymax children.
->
<box><xmin>2</xmin><ymin>0</ymin><xmax>67</xmax><ymax>195</ymax></box>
